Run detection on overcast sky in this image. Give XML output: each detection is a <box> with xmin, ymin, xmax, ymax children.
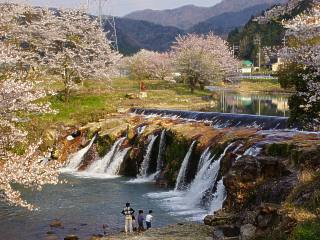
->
<box><xmin>3</xmin><ymin>0</ymin><xmax>222</xmax><ymax>16</ymax></box>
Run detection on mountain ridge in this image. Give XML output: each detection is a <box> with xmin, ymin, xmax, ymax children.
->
<box><xmin>125</xmin><ymin>0</ymin><xmax>287</xmax><ymax>29</ymax></box>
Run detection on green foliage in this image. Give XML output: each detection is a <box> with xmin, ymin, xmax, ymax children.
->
<box><xmin>265</xmin><ymin>143</ymin><xmax>294</xmax><ymax>157</ymax></box>
<box><xmin>228</xmin><ymin>20</ymin><xmax>284</xmax><ymax>62</ymax></box>
<box><xmin>290</xmin><ymin>219</ymin><xmax>320</xmax><ymax>240</ymax></box>
<box><xmin>277</xmin><ymin>64</ymin><xmax>320</xmax><ymax>129</ymax></box>
<box><xmin>164</xmin><ymin>131</ymin><xmax>191</xmax><ymax>187</ymax></box>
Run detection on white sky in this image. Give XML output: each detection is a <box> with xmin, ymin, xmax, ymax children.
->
<box><xmin>1</xmin><ymin>0</ymin><xmax>222</xmax><ymax>16</ymax></box>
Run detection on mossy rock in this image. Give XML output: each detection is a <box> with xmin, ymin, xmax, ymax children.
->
<box><xmin>95</xmin><ymin>135</ymin><xmax>116</xmax><ymax>157</ymax></box>
<box><xmin>163</xmin><ymin>131</ymin><xmax>194</xmax><ymax>187</ymax></box>
<box><xmin>265</xmin><ymin>143</ymin><xmax>294</xmax><ymax>158</ymax></box>
<box><xmin>290</xmin><ymin>218</ymin><xmax>320</xmax><ymax>240</ymax></box>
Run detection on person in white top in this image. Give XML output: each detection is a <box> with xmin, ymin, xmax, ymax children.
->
<box><xmin>145</xmin><ymin>210</ymin><xmax>153</xmax><ymax>229</ymax></box>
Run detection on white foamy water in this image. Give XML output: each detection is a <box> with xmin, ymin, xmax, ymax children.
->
<box><xmin>87</xmin><ymin>137</ymin><xmax>126</xmax><ymax>173</ymax></box>
<box><xmin>156</xmin><ymin>130</ymin><xmax>166</xmax><ymax>172</ymax></box>
<box><xmin>139</xmin><ymin>134</ymin><xmax>158</xmax><ymax>178</ymax></box>
<box><xmin>126</xmin><ymin>171</ymin><xmax>160</xmax><ymax>184</ymax></box>
<box><xmin>105</xmin><ymin>147</ymin><xmax>131</xmax><ymax>176</ymax></box>
<box><xmin>174</xmin><ymin>141</ymin><xmax>196</xmax><ymax>191</ymax></box>
<box><xmin>243</xmin><ymin>146</ymin><xmax>262</xmax><ymax>157</ymax></box>
<box><xmin>145</xmin><ymin>143</ymin><xmax>235</xmax><ymax>220</ymax></box>
<box><xmin>64</xmin><ymin>136</ymin><xmax>96</xmax><ymax>171</ymax></box>
<box><xmin>210</xmin><ymin>178</ymin><xmax>226</xmax><ymax>213</ymax></box>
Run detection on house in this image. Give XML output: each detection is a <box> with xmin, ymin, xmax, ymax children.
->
<box><xmin>241</xmin><ymin>60</ymin><xmax>254</xmax><ymax>74</ymax></box>
<box><xmin>272</xmin><ymin>58</ymin><xmax>283</xmax><ymax>72</ymax></box>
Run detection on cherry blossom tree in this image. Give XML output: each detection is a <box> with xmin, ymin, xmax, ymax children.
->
<box><xmin>0</xmin><ymin>45</ymin><xmax>60</xmax><ymax>210</ymax></box>
<box><xmin>1</xmin><ymin>3</ymin><xmax>121</xmax><ymax>101</ymax></box>
<box><xmin>124</xmin><ymin>49</ymin><xmax>172</xmax><ymax>80</ymax></box>
<box><xmin>171</xmin><ymin>33</ymin><xmax>240</xmax><ymax>93</ymax></box>
<box><xmin>278</xmin><ymin>2</ymin><xmax>320</xmax><ymax>129</ymax></box>
<box><xmin>0</xmin><ymin>3</ymin><xmax>121</xmax><ymax>209</ymax></box>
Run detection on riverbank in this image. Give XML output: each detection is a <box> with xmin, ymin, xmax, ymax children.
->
<box><xmin>102</xmin><ymin>223</ymin><xmax>212</xmax><ymax>240</ymax></box>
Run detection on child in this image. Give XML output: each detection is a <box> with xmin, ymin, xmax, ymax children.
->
<box><xmin>137</xmin><ymin>210</ymin><xmax>145</xmax><ymax>232</ymax></box>
<box><xmin>146</xmin><ymin>210</ymin><xmax>153</xmax><ymax>229</ymax></box>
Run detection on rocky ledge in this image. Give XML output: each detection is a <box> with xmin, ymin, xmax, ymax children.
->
<box><xmin>101</xmin><ymin>223</ymin><xmax>212</xmax><ymax>240</ymax></box>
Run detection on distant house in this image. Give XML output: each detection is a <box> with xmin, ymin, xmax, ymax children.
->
<box><xmin>241</xmin><ymin>60</ymin><xmax>253</xmax><ymax>74</ymax></box>
<box><xmin>272</xmin><ymin>58</ymin><xmax>283</xmax><ymax>72</ymax></box>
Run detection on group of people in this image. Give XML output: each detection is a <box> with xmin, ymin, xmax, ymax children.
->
<box><xmin>121</xmin><ymin>202</ymin><xmax>153</xmax><ymax>234</ymax></box>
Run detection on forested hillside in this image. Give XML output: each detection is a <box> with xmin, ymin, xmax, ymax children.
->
<box><xmin>227</xmin><ymin>0</ymin><xmax>314</xmax><ymax>62</ymax></box>
<box><xmin>103</xmin><ymin>18</ymin><xmax>184</xmax><ymax>55</ymax></box>
<box><xmin>189</xmin><ymin>4</ymin><xmax>271</xmax><ymax>37</ymax></box>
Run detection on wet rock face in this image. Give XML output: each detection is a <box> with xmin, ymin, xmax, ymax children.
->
<box><xmin>78</xmin><ymin>145</ymin><xmax>99</xmax><ymax>171</ymax></box>
<box><xmin>224</xmin><ymin>155</ymin><xmax>294</xmax><ymax>211</ymax></box>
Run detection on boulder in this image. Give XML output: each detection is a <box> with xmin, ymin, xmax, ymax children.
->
<box><xmin>204</xmin><ymin>211</ymin><xmax>237</xmax><ymax>226</ymax></box>
<box><xmin>240</xmin><ymin>224</ymin><xmax>256</xmax><ymax>240</ymax></box>
<box><xmin>45</xmin><ymin>236</ymin><xmax>59</xmax><ymax>240</ymax></box>
<box><xmin>64</xmin><ymin>235</ymin><xmax>79</xmax><ymax>240</ymax></box>
<box><xmin>50</xmin><ymin>220</ymin><xmax>63</xmax><ymax>228</ymax></box>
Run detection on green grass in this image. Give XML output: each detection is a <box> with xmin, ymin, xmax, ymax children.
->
<box><xmin>22</xmin><ymin>77</ymin><xmax>289</xmax><ymax>138</ymax></box>
<box><xmin>290</xmin><ymin>219</ymin><xmax>320</xmax><ymax>240</ymax></box>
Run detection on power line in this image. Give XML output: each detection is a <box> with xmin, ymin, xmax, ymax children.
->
<box><xmin>87</xmin><ymin>0</ymin><xmax>118</xmax><ymax>52</ymax></box>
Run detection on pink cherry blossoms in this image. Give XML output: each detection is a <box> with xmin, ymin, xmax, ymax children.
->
<box><xmin>280</xmin><ymin>2</ymin><xmax>320</xmax><ymax>128</ymax></box>
<box><xmin>171</xmin><ymin>33</ymin><xmax>240</xmax><ymax>91</ymax></box>
<box><xmin>0</xmin><ymin>3</ymin><xmax>120</xmax><ymax>209</ymax></box>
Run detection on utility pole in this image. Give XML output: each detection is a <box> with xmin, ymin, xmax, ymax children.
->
<box><xmin>254</xmin><ymin>35</ymin><xmax>261</xmax><ymax>71</ymax></box>
<box><xmin>232</xmin><ymin>43</ymin><xmax>239</xmax><ymax>58</ymax></box>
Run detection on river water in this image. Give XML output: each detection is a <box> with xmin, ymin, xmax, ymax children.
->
<box><xmin>0</xmin><ymin>174</ymin><xmax>199</xmax><ymax>240</ymax></box>
<box><xmin>205</xmin><ymin>89</ymin><xmax>289</xmax><ymax>117</ymax></box>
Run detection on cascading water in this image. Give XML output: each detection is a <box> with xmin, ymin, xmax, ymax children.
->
<box><xmin>139</xmin><ymin>134</ymin><xmax>158</xmax><ymax>178</ymax></box>
<box><xmin>146</xmin><ymin>142</ymin><xmax>235</xmax><ymax>220</ymax></box>
<box><xmin>209</xmin><ymin>178</ymin><xmax>226</xmax><ymax>213</ymax></box>
<box><xmin>185</xmin><ymin>150</ymin><xmax>214</xmax><ymax>206</ymax></box>
<box><xmin>186</xmin><ymin>143</ymin><xmax>234</xmax><ymax>208</ymax></box>
<box><xmin>130</xmin><ymin>108</ymin><xmax>292</xmax><ymax>130</ymax></box>
<box><xmin>175</xmin><ymin>141</ymin><xmax>196</xmax><ymax>191</ymax></box>
<box><xmin>243</xmin><ymin>146</ymin><xmax>262</xmax><ymax>157</ymax></box>
<box><xmin>105</xmin><ymin>147</ymin><xmax>131</xmax><ymax>176</ymax></box>
<box><xmin>87</xmin><ymin>137</ymin><xmax>126</xmax><ymax>173</ymax></box>
<box><xmin>197</xmin><ymin>147</ymin><xmax>212</xmax><ymax>172</ymax></box>
<box><xmin>65</xmin><ymin>136</ymin><xmax>96</xmax><ymax>170</ymax></box>
<box><xmin>156</xmin><ymin>130</ymin><xmax>166</xmax><ymax>172</ymax></box>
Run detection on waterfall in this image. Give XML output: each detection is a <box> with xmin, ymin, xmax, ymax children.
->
<box><xmin>139</xmin><ymin>135</ymin><xmax>158</xmax><ymax>178</ymax></box>
<box><xmin>105</xmin><ymin>147</ymin><xmax>131</xmax><ymax>176</ymax></box>
<box><xmin>210</xmin><ymin>178</ymin><xmax>226</xmax><ymax>213</ymax></box>
<box><xmin>87</xmin><ymin>137</ymin><xmax>126</xmax><ymax>173</ymax></box>
<box><xmin>185</xmin><ymin>150</ymin><xmax>214</xmax><ymax>206</ymax></box>
<box><xmin>243</xmin><ymin>146</ymin><xmax>262</xmax><ymax>157</ymax></box>
<box><xmin>66</xmin><ymin>136</ymin><xmax>96</xmax><ymax>170</ymax></box>
<box><xmin>156</xmin><ymin>130</ymin><xmax>166</xmax><ymax>172</ymax></box>
<box><xmin>197</xmin><ymin>147</ymin><xmax>212</xmax><ymax>172</ymax></box>
<box><xmin>174</xmin><ymin>141</ymin><xmax>196</xmax><ymax>191</ymax></box>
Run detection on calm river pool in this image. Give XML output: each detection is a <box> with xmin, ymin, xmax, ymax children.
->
<box><xmin>0</xmin><ymin>174</ymin><xmax>202</xmax><ymax>240</ymax></box>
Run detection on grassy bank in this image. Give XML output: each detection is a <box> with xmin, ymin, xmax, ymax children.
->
<box><xmin>18</xmin><ymin>77</ymin><xmax>290</xmax><ymax>144</ymax></box>
<box><xmin>37</xmin><ymin>77</ymin><xmax>287</xmax><ymax>126</ymax></box>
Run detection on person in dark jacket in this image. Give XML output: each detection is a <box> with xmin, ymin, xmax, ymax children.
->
<box><xmin>137</xmin><ymin>210</ymin><xmax>145</xmax><ymax>232</ymax></box>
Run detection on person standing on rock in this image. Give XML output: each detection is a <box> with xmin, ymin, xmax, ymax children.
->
<box><xmin>121</xmin><ymin>202</ymin><xmax>135</xmax><ymax>234</ymax></box>
<box><xmin>146</xmin><ymin>210</ymin><xmax>153</xmax><ymax>229</ymax></box>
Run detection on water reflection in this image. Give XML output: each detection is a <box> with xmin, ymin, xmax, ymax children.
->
<box><xmin>206</xmin><ymin>89</ymin><xmax>289</xmax><ymax>117</ymax></box>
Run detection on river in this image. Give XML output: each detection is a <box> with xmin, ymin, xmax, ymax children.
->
<box><xmin>0</xmin><ymin>174</ymin><xmax>203</xmax><ymax>240</ymax></box>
